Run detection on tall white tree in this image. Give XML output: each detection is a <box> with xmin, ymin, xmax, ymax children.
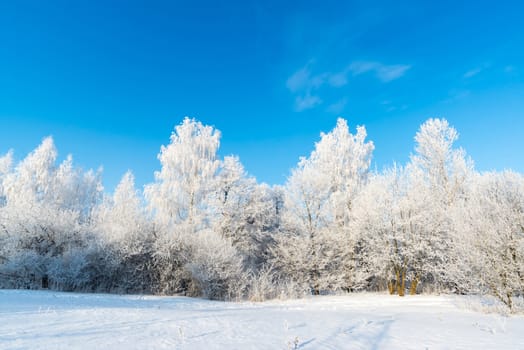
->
<box><xmin>97</xmin><ymin>171</ymin><xmax>146</xmax><ymax>245</ymax></box>
<box><xmin>52</xmin><ymin>155</ymin><xmax>103</xmax><ymax>222</ymax></box>
<box><xmin>462</xmin><ymin>171</ymin><xmax>524</xmax><ymax>311</ymax></box>
<box><xmin>352</xmin><ymin>165</ymin><xmax>420</xmax><ymax>295</ymax></box>
<box><xmin>144</xmin><ymin>118</ymin><xmax>245</xmax><ymax>298</ymax></box>
<box><xmin>408</xmin><ymin>118</ymin><xmax>474</xmax><ymax>293</ymax></box>
<box><xmin>3</xmin><ymin>137</ymin><xmax>57</xmax><ymax>208</ymax></box>
<box><xmin>0</xmin><ymin>137</ymin><xmax>103</xmax><ymax>290</ymax></box>
<box><xmin>276</xmin><ymin>118</ymin><xmax>374</xmax><ymax>294</ymax></box>
<box><xmin>145</xmin><ymin>117</ymin><xmax>220</xmax><ymax>232</ymax></box>
<box><xmin>93</xmin><ymin>171</ymin><xmax>154</xmax><ymax>292</ymax></box>
<box><xmin>0</xmin><ymin>150</ymin><xmax>13</xmax><ymax>207</ymax></box>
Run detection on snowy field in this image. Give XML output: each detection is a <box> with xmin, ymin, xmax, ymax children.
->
<box><xmin>1</xmin><ymin>290</ymin><xmax>524</xmax><ymax>349</ymax></box>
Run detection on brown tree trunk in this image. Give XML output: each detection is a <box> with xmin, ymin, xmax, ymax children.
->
<box><xmin>398</xmin><ymin>268</ymin><xmax>406</xmax><ymax>297</ymax></box>
<box><xmin>409</xmin><ymin>274</ymin><xmax>419</xmax><ymax>295</ymax></box>
<box><xmin>507</xmin><ymin>291</ymin><xmax>513</xmax><ymax>312</ymax></box>
<box><xmin>395</xmin><ymin>268</ymin><xmax>401</xmax><ymax>296</ymax></box>
<box><xmin>388</xmin><ymin>280</ymin><xmax>395</xmax><ymax>295</ymax></box>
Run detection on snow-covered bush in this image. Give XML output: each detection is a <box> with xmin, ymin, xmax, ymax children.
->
<box><xmin>185</xmin><ymin>230</ymin><xmax>246</xmax><ymax>300</ymax></box>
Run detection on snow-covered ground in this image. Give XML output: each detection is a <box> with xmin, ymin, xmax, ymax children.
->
<box><xmin>1</xmin><ymin>290</ymin><xmax>523</xmax><ymax>349</ymax></box>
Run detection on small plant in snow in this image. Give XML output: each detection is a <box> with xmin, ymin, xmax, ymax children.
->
<box><xmin>287</xmin><ymin>336</ymin><xmax>299</xmax><ymax>350</ymax></box>
<box><xmin>178</xmin><ymin>326</ymin><xmax>185</xmax><ymax>343</ymax></box>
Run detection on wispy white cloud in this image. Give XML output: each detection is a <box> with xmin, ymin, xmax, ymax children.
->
<box><xmin>376</xmin><ymin>64</ymin><xmax>411</xmax><ymax>82</ymax></box>
<box><xmin>328</xmin><ymin>71</ymin><xmax>349</xmax><ymax>87</ymax></box>
<box><xmin>287</xmin><ymin>60</ymin><xmax>410</xmax><ymax>94</ymax></box>
<box><xmin>463</xmin><ymin>63</ymin><xmax>491</xmax><ymax>79</ymax></box>
<box><xmin>286</xmin><ymin>65</ymin><xmax>347</xmax><ymax>112</ymax></box>
<box><xmin>349</xmin><ymin>61</ymin><xmax>411</xmax><ymax>82</ymax></box>
<box><xmin>295</xmin><ymin>93</ymin><xmax>322</xmax><ymax>112</ymax></box>
<box><xmin>286</xmin><ymin>60</ymin><xmax>410</xmax><ymax>112</ymax></box>
<box><xmin>441</xmin><ymin>89</ymin><xmax>471</xmax><ymax>104</ymax></box>
<box><xmin>463</xmin><ymin>68</ymin><xmax>483</xmax><ymax>79</ymax></box>
<box><xmin>327</xmin><ymin>98</ymin><xmax>348</xmax><ymax>114</ymax></box>
<box><xmin>286</xmin><ymin>66</ymin><xmax>330</xmax><ymax>93</ymax></box>
<box><xmin>347</xmin><ymin>61</ymin><xmax>377</xmax><ymax>75</ymax></box>
<box><xmin>380</xmin><ymin>100</ymin><xmax>396</xmax><ymax>112</ymax></box>
<box><xmin>286</xmin><ymin>64</ymin><xmax>329</xmax><ymax>112</ymax></box>
<box><xmin>380</xmin><ymin>100</ymin><xmax>408</xmax><ymax>112</ymax></box>
<box><xmin>286</xmin><ymin>67</ymin><xmax>312</xmax><ymax>92</ymax></box>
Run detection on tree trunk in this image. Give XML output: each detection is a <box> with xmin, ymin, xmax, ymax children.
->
<box><xmin>409</xmin><ymin>274</ymin><xmax>419</xmax><ymax>295</ymax></box>
<box><xmin>398</xmin><ymin>268</ymin><xmax>406</xmax><ymax>297</ymax></box>
<box><xmin>388</xmin><ymin>280</ymin><xmax>395</xmax><ymax>295</ymax></box>
<box><xmin>506</xmin><ymin>291</ymin><xmax>513</xmax><ymax>312</ymax></box>
<box><xmin>394</xmin><ymin>268</ymin><xmax>401</xmax><ymax>295</ymax></box>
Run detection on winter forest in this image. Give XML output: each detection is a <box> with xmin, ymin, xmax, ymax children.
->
<box><xmin>0</xmin><ymin>118</ymin><xmax>523</xmax><ymax>311</ymax></box>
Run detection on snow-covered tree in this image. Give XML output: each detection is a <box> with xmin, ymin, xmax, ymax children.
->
<box><xmin>1</xmin><ymin>117</ymin><xmax>523</xmax><ymax>303</ymax></box>
<box><xmin>463</xmin><ymin>171</ymin><xmax>524</xmax><ymax>311</ymax></box>
<box><xmin>352</xmin><ymin>166</ymin><xmax>418</xmax><ymax>295</ymax></box>
<box><xmin>97</xmin><ymin>171</ymin><xmax>148</xmax><ymax>246</ymax></box>
<box><xmin>0</xmin><ymin>150</ymin><xmax>13</xmax><ymax>206</ymax></box>
<box><xmin>144</xmin><ymin>118</ymin><xmax>246</xmax><ymax>298</ymax></box>
<box><xmin>213</xmin><ymin>156</ymin><xmax>280</xmax><ymax>269</ymax></box>
<box><xmin>145</xmin><ymin>117</ymin><xmax>220</xmax><ymax>232</ymax></box>
<box><xmin>3</xmin><ymin>137</ymin><xmax>57</xmax><ymax>208</ymax></box>
<box><xmin>275</xmin><ymin>118</ymin><xmax>374</xmax><ymax>294</ymax></box>
<box><xmin>93</xmin><ymin>171</ymin><xmax>154</xmax><ymax>292</ymax></box>
<box><xmin>411</xmin><ymin>118</ymin><xmax>472</xmax><ymax>207</ymax></box>
<box><xmin>0</xmin><ymin>137</ymin><xmax>102</xmax><ymax>290</ymax></box>
<box><xmin>407</xmin><ymin>118</ymin><xmax>474</xmax><ymax>293</ymax></box>
<box><xmin>52</xmin><ymin>155</ymin><xmax>103</xmax><ymax>222</ymax></box>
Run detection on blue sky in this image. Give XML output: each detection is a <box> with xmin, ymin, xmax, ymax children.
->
<box><xmin>1</xmin><ymin>1</ymin><xmax>523</xmax><ymax>191</ymax></box>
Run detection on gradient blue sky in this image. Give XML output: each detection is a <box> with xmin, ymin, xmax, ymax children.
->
<box><xmin>1</xmin><ymin>0</ymin><xmax>523</xmax><ymax>191</ymax></box>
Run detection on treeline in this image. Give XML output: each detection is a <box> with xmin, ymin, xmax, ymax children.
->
<box><xmin>0</xmin><ymin>118</ymin><xmax>522</xmax><ymax>310</ymax></box>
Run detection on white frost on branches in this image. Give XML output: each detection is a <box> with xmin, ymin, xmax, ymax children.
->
<box><xmin>0</xmin><ymin>117</ymin><xmax>522</xmax><ymax>310</ymax></box>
